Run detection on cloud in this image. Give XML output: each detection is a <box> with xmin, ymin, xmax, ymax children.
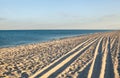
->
<box><xmin>0</xmin><ymin>14</ymin><xmax>120</xmax><ymax>29</ymax></box>
<box><xmin>97</xmin><ymin>14</ymin><xmax>120</xmax><ymax>21</ymax></box>
<box><xmin>0</xmin><ymin>17</ymin><xmax>6</xmax><ymax>21</ymax></box>
<box><xmin>78</xmin><ymin>14</ymin><xmax>120</xmax><ymax>29</ymax></box>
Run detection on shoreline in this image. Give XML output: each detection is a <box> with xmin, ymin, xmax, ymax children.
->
<box><xmin>0</xmin><ymin>31</ymin><xmax>119</xmax><ymax>78</ymax></box>
<box><xmin>0</xmin><ymin>32</ymin><xmax>101</xmax><ymax>77</ymax></box>
<box><xmin>0</xmin><ymin>31</ymin><xmax>108</xmax><ymax>49</ymax></box>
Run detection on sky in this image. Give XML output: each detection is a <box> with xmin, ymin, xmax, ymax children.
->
<box><xmin>0</xmin><ymin>0</ymin><xmax>120</xmax><ymax>29</ymax></box>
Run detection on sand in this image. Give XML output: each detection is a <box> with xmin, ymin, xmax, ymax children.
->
<box><xmin>0</xmin><ymin>31</ymin><xmax>120</xmax><ymax>78</ymax></box>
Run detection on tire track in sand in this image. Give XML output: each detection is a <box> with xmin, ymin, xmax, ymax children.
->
<box><xmin>47</xmin><ymin>38</ymin><xmax>99</xmax><ymax>78</ymax></box>
<box><xmin>87</xmin><ymin>37</ymin><xmax>103</xmax><ymax>78</ymax></box>
<box><xmin>113</xmin><ymin>36</ymin><xmax>119</xmax><ymax>78</ymax></box>
<box><xmin>77</xmin><ymin>37</ymin><xmax>103</xmax><ymax>78</ymax></box>
<box><xmin>109</xmin><ymin>36</ymin><xmax>119</xmax><ymax>78</ymax></box>
<box><xmin>30</xmin><ymin>36</ymin><xmax>100</xmax><ymax>78</ymax></box>
<box><xmin>99</xmin><ymin>37</ymin><xmax>114</xmax><ymax>78</ymax></box>
<box><xmin>30</xmin><ymin>37</ymin><xmax>98</xmax><ymax>78</ymax></box>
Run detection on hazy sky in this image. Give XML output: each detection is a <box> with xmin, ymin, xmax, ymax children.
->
<box><xmin>0</xmin><ymin>0</ymin><xmax>120</xmax><ymax>29</ymax></box>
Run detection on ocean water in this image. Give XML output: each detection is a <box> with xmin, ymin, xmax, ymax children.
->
<box><xmin>0</xmin><ymin>30</ymin><xmax>110</xmax><ymax>48</ymax></box>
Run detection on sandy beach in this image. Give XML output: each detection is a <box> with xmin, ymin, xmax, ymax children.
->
<box><xmin>0</xmin><ymin>31</ymin><xmax>120</xmax><ymax>78</ymax></box>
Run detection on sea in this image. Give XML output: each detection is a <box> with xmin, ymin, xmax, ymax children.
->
<box><xmin>0</xmin><ymin>30</ymin><xmax>111</xmax><ymax>48</ymax></box>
